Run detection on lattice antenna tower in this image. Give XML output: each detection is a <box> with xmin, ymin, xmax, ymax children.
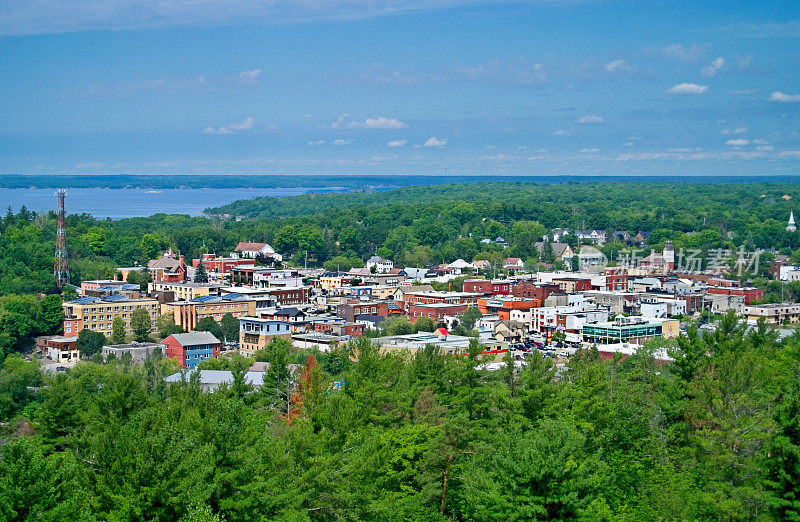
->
<box><xmin>54</xmin><ymin>189</ymin><xmax>69</xmax><ymax>287</ymax></box>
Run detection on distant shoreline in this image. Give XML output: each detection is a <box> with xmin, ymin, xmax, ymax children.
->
<box><xmin>3</xmin><ymin>173</ymin><xmax>800</xmax><ymax>189</ymax></box>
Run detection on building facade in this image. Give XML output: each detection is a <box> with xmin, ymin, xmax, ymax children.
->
<box><xmin>62</xmin><ymin>296</ymin><xmax>160</xmax><ymax>337</ymax></box>
<box><xmin>162</xmin><ymin>331</ymin><xmax>222</xmax><ymax>369</ymax></box>
<box><xmin>238</xmin><ymin>317</ymin><xmax>292</xmax><ymax>356</ymax></box>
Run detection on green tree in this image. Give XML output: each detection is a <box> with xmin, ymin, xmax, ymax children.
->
<box><xmin>130</xmin><ymin>307</ymin><xmax>153</xmax><ymax>342</ymax></box>
<box><xmin>194</xmin><ymin>316</ymin><xmax>224</xmax><ymax>342</ymax></box>
<box><xmin>39</xmin><ymin>294</ymin><xmax>64</xmax><ymax>334</ymax></box>
<box><xmin>383</xmin><ymin>316</ymin><xmax>415</xmax><ymax>336</ymax></box>
<box><xmin>76</xmin><ymin>328</ymin><xmax>106</xmax><ymax>357</ymax></box>
<box><xmin>220</xmin><ymin>313</ymin><xmax>239</xmax><ymax>344</ymax></box>
<box><xmin>458</xmin><ymin>306</ymin><xmax>482</xmax><ymax>331</ymax></box>
<box><xmin>156</xmin><ymin>313</ymin><xmax>185</xmax><ymax>339</ymax></box>
<box><xmin>0</xmin><ymin>353</ymin><xmax>43</xmax><ymax>420</ymax></box>
<box><xmin>193</xmin><ymin>262</ymin><xmax>208</xmax><ymax>283</ymax></box>
<box><xmin>414</xmin><ymin>316</ymin><xmax>438</xmax><ymax>333</ymax></box>
<box><xmin>110</xmin><ymin>316</ymin><xmax>126</xmax><ymax>344</ymax></box>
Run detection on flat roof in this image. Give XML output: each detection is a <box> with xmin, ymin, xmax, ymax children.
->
<box><xmin>411</xmin><ymin>302</ymin><xmax>469</xmax><ymax>308</ymax></box>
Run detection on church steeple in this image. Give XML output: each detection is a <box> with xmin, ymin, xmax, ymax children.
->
<box><xmin>788</xmin><ymin>212</ymin><xmax>796</xmax><ymax>232</ymax></box>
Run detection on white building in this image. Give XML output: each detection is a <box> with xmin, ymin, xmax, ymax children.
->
<box><xmin>366</xmin><ymin>255</ymin><xmax>394</xmax><ymax>274</ymax></box>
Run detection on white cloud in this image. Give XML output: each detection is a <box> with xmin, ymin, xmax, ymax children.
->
<box><xmin>331</xmin><ymin>115</ymin><xmax>408</xmax><ymax>129</ymax></box>
<box><xmin>580</xmin><ymin>148</ymin><xmax>599</xmax><ymax>153</ymax></box>
<box><xmin>553</xmin><ymin>130</ymin><xmax>571</xmax><ymax>136</ymax></box>
<box><xmin>424</xmin><ymin>137</ymin><xmax>447</xmax><ymax>147</ymax></box>
<box><xmin>622</xmin><ymin>142</ymin><xmax>634</xmax><ymax>147</ymax></box>
<box><xmin>577</xmin><ymin>115</ymin><xmax>603</xmax><ymax>125</ymax></box>
<box><xmin>732</xmin><ymin>89</ymin><xmax>757</xmax><ymax>95</ymax></box>
<box><xmin>665</xmin><ymin>83</ymin><xmax>708</xmax><ymax>95</ymax></box>
<box><xmin>307</xmin><ymin>140</ymin><xmax>326</xmax><ymax>145</ymax></box>
<box><xmin>238</xmin><ymin>69</ymin><xmax>261</xmax><ymax>84</ymax></box>
<box><xmin>604</xmin><ymin>59</ymin><xmax>631</xmax><ymax>73</ymax></box>
<box><xmin>769</xmin><ymin>91</ymin><xmax>800</xmax><ymax>103</ymax></box>
<box><xmin>228</xmin><ymin>116</ymin><xmax>255</xmax><ymax>131</ymax></box>
<box><xmin>205</xmin><ymin>116</ymin><xmax>255</xmax><ymax>135</ymax></box>
<box><xmin>387</xmin><ymin>139</ymin><xmax>407</xmax><ymax>147</ymax></box>
<box><xmin>361</xmin><ymin>116</ymin><xmax>407</xmax><ymax>129</ymax></box>
<box><xmin>721</xmin><ymin>127</ymin><xmax>748</xmax><ymax>135</ymax></box>
<box><xmin>726</xmin><ymin>138</ymin><xmax>750</xmax><ymax>147</ymax></box>
<box><xmin>203</xmin><ymin>116</ymin><xmax>256</xmax><ymax>134</ymax></box>
<box><xmin>332</xmin><ymin>139</ymin><xmax>352</xmax><ymax>145</ymax></box>
<box><xmin>757</xmin><ymin>145</ymin><xmax>774</xmax><ymax>151</ymax></box>
<box><xmin>644</xmin><ymin>43</ymin><xmax>709</xmax><ymax>63</ymax></box>
<box><xmin>701</xmin><ymin>57</ymin><xmax>725</xmax><ymax>78</ymax></box>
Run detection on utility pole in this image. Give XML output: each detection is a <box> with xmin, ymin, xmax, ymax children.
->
<box><xmin>54</xmin><ymin>189</ymin><xmax>69</xmax><ymax>288</ymax></box>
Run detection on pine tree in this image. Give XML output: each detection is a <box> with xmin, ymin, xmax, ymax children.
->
<box><xmin>194</xmin><ymin>262</ymin><xmax>208</xmax><ymax>283</ymax></box>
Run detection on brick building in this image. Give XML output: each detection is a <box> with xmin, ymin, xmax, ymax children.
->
<box><xmin>408</xmin><ymin>303</ymin><xmax>469</xmax><ymax>323</ymax></box>
<box><xmin>336</xmin><ymin>300</ymin><xmax>390</xmax><ymax>322</ymax></box>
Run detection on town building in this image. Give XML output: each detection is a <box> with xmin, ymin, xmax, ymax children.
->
<box><xmin>551</xmin><ymin>276</ymin><xmax>593</xmax><ymax>293</ymax></box>
<box><xmin>319</xmin><ymin>272</ymin><xmax>353</xmax><ymax>290</ymax></box>
<box><xmin>581</xmin><ymin>316</ymin><xmax>679</xmax><ymax>344</ymax></box>
<box><xmin>162</xmin><ymin>331</ymin><xmax>222</xmax><ymax>369</ymax></box>
<box><xmin>374</xmin><ymin>331</ymin><xmax>506</xmax><ymax>355</ymax></box>
<box><xmin>164</xmin><ymin>369</ymin><xmax>267</xmax><ymax>392</ymax></box>
<box><xmin>365</xmin><ymin>255</ymin><xmax>394</xmax><ymax>273</ymax></box>
<box><xmin>743</xmin><ymin>303</ymin><xmax>800</xmax><ymax>324</ymax></box>
<box><xmin>148</xmin><ymin>281</ymin><xmax>226</xmax><ymax>301</ymax></box>
<box><xmin>512</xmin><ymin>281</ymin><xmax>561</xmax><ymax>301</ymax></box>
<box><xmin>238</xmin><ymin>317</ymin><xmax>292</xmax><ymax>356</ymax></box>
<box><xmin>336</xmin><ymin>300</ymin><xmax>390</xmax><ymax>322</ymax></box>
<box><xmin>260</xmin><ymin>286</ymin><xmax>311</xmax><ymax>306</ymax></box>
<box><xmin>161</xmin><ymin>294</ymin><xmax>256</xmax><ymax>331</ymax></box>
<box><xmin>401</xmin><ymin>290</ymin><xmax>482</xmax><ymax>309</ymax></box>
<box><xmin>502</xmin><ymin>257</ymin><xmax>525</xmax><ymax>272</ymax></box>
<box><xmin>463</xmin><ymin>279</ymin><xmax>513</xmax><ymax>295</ymax></box>
<box><xmin>604</xmin><ymin>268</ymin><xmax>629</xmax><ymax>291</ymax></box>
<box><xmin>233</xmin><ymin>242</ymin><xmax>282</xmax><ymax>262</ymax></box>
<box><xmin>408</xmin><ymin>303</ymin><xmax>469</xmax><ymax>323</ymax></box>
<box><xmin>290</xmin><ymin>332</ymin><xmax>340</xmax><ymax>351</ymax></box>
<box><xmin>147</xmin><ymin>249</ymin><xmax>188</xmax><ymax>282</ymax></box>
<box><xmin>193</xmin><ymin>253</ymin><xmax>256</xmax><ymax>276</ymax></box>
<box><xmin>534</xmin><ymin>242</ymin><xmax>575</xmax><ymax>262</ymax></box>
<box><xmin>577</xmin><ymin>246</ymin><xmax>606</xmax><ymax>271</ymax></box>
<box><xmin>705</xmin><ymin>286</ymin><xmax>764</xmax><ymax>305</ymax></box>
<box><xmin>102</xmin><ymin>341</ymin><xmax>162</xmax><ymax>364</ymax></box>
<box><xmin>45</xmin><ymin>336</ymin><xmax>80</xmax><ymax>363</ymax></box>
<box><xmin>62</xmin><ymin>296</ymin><xmax>160</xmax><ymax>337</ymax></box>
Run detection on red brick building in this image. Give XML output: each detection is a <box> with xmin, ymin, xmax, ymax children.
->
<box><xmin>193</xmin><ymin>253</ymin><xmax>256</xmax><ymax>276</ymax></box>
<box><xmin>336</xmin><ymin>300</ymin><xmax>390</xmax><ymax>322</ymax></box>
<box><xmin>264</xmin><ymin>286</ymin><xmax>311</xmax><ymax>306</ymax></box>
<box><xmin>512</xmin><ymin>281</ymin><xmax>561</xmax><ymax>301</ymax></box>
<box><xmin>551</xmin><ymin>276</ymin><xmax>593</xmax><ymax>293</ymax></box>
<box><xmin>706</xmin><ymin>286</ymin><xmax>764</xmax><ymax>305</ymax></box>
<box><xmin>462</xmin><ymin>279</ymin><xmax>513</xmax><ymax>295</ymax></box>
<box><xmin>402</xmin><ymin>291</ymin><xmax>481</xmax><ymax>309</ymax></box>
<box><xmin>605</xmin><ymin>268</ymin><xmax>629</xmax><ymax>291</ymax></box>
<box><xmin>409</xmin><ymin>303</ymin><xmax>469</xmax><ymax>323</ymax></box>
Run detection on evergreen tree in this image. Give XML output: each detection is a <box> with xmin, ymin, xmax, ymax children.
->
<box><xmin>194</xmin><ymin>262</ymin><xmax>208</xmax><ymax>283</ymax></box>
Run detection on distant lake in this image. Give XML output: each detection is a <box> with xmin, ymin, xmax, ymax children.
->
<box><xmin>0</xmin><ymin>187</ymin><xmax>346</xmax><ymax>219</ymax></box>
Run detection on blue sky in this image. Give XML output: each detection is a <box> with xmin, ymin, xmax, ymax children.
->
<box><xmin>1</xmin><ymin>0</ymin><xmax>799</xmax><ymax>176</ymax></box>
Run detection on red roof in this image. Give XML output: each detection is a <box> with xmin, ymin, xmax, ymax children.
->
<box><xmin>235</xmin><ymin>242</ymin><xmax>271</xmax><ymax>252</ymax></box>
